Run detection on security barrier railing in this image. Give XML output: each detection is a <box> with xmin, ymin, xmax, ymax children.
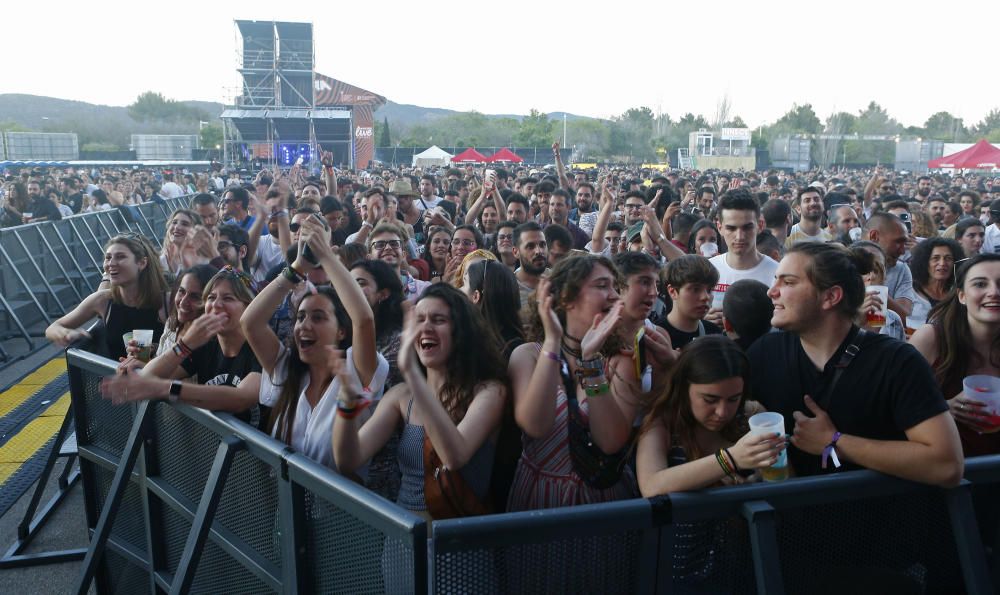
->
<box><xmin>0</xmin><ymin>197</ymin><xmax>189</xmax><ymax>366</ymax></box>
<box><xmin>67</xmin><ymin>347</ymin><xmax>999</xmax><ymax>594</ymax></box>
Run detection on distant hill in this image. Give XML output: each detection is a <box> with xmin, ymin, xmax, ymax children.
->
<box><xmin>374</xmin><ymin>100</ymin><xmax>593</xmax><ymax>127</ymax></box>
<box><xmin>0</xmin><ymin>94</ymin><xmax>225</xmax><ymax>148</ymax></box>
<box><xmin>0</xmin><ymin>93</ymin><xmax>594</xmax><ymax>148</ymax></box>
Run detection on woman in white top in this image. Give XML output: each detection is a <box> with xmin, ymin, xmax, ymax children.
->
<box><xmin>242</xmin><ymin>216</ymin><xmax>387</xmax><ymax>468</ymax></box>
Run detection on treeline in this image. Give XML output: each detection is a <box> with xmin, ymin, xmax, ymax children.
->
<box><xmin>376</xmin><ymin>101</ymin><xmax>1000</xmax><ymax>165</ymax></box>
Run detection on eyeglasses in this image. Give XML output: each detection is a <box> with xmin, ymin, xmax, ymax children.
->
<box><xmin>451</xmin><ymin>239</ymin><xmax>476</xmax><ymax>247</ymax></box>
<box><xmin>371</xmin><ymin>239</ymin><xmax>401</xmax><ymax>251</ymax></box>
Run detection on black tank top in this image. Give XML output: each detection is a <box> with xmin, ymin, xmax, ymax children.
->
<box><xmin>103</xmin><ymin>300</ymin><xmax>163</xmax><ymax>360</ymax></box>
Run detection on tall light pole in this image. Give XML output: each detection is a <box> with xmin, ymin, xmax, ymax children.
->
<box><xmin>562</xmin><ymin>113</ymin><xmax>567</xmax><ymax>149</ymax></box>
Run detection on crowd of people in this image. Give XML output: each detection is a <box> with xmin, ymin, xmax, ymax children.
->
<box><xmin>24</xmin><ymin>144</ymin><xmax>1000</xmax><ymax>525</ymax></box>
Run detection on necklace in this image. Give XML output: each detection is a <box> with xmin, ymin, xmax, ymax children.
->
<box><xmin>561</xmin><ymin>338</ymin><xmax>583</xmax><ymax>360</ymax></box>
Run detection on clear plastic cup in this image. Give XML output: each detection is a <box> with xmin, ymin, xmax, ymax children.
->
<box><xmin>963</xmin><ymin>375</ymin><xmax>1000</xmax><ymax>429</ymax></box>
<box><xmin>133</xmin><ymin>329</ymin><xmax>154</xmax><ymax>361</ymax></box>
<box><xmin>700</xmin><ymin>242</ymin><xmax>718</xmax><ymax>258</ymax></box>
<box><xmin>748</xmin><ymin>412</ymin><xmax>788</xmax><ymax>481</ymax></box>
<box><xmin>866</xmin><ymin>285</ymin><xmax>888</xmax><ymax>329</ymax></box>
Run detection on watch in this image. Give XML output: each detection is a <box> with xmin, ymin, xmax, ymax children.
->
<box><xmin>168</xmin><ymin>380</ymin><xmax>183</xmax><ymax>403</ymax></box>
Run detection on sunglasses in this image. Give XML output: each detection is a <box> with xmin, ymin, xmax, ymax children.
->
<box><xmin>219</xmin><ymin>265</ymin><xmax>254</xmax><ymax>292</ymax></box>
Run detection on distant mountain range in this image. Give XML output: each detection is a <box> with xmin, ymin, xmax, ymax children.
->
<box><xmin>0</xmin><ymin>93</ymin><xmax>592</xmax><ymax>141</ymax></box>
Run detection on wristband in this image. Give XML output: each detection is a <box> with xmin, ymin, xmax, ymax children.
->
<box><xmin>282</xmin><ymin>265</ymin><xmax>303</xmax><ymax>284</ymax></box>
<box><xmin>583</xmin><ymin>382</ymin><xmax>610</xmax><ymax>398</ymax></box>
<box><xmin>822</xmin><ymin>431</ymin><xmax>843</xmax><ymax>469</ymax></box>
<box><xmin>168</xmin><ymin>380</ymin><xmax>183</xmax><ymax>403</ymax></box>
<box><xmin>715</xmin><ymin>449</ymin><xmax>735</xmax><ymax>479</ymax></box>
<box><xmin>336</xmin><ymin>396</ymin><xmax>371</xmax><ymax>419</ymax></box>
<box><xmin>540</xmin><ymin>349</ymin><xmax>561</xmax><ymax>362</ymax></box>
<box><xmin>173</xmin><ymin>338</ymin><xmax>193</xmax><ymax>359</ymax></box>
<box><xmin>725</xmin><ymin>447</ymin><xmax>755</xmax><ymax>478</ymax></box>
<box><xmin>577</xmin><ymin>355</ymin><xmax>605</xmax><ymax>370</ymax></box>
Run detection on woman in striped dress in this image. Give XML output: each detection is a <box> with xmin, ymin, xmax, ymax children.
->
<box><xmin>507</xmin><ymin>254</ymin><xmax>659</xmax><ymax>510</ymax></box>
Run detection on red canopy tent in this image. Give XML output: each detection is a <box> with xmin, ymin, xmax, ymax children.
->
<box><xmin>451</xmin><ymin>147</ymin><xmax>489</xmax><ymax>163</ymax></box>
<box><xmin>486</xmin><ymin>147</ymin><xmax>524</xmax><ymax>163</ymax></box>
<box><xmin>928</xmin><ymin>139</ymin><xmax>1000</xmax><ymax>169</ymax></box>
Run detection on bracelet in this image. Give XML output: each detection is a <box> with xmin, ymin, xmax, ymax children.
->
<box><xmin>173</xmin><ymin>338</ymin><xmax>193</xmax><ymax>359</ymax></box>
<box><xmin>336</xmin><ymin>396</ymin><xmax>371</xmax><ymax>419</ymax></box>
<box><xmin>725</xmin><ymin>448</ymin><xmax>755</xmax><ymax>478</ymax></box>
<box><xmin>540</xmin><ymin>349</ymin><xmax>561</xmax><ymax>362</ymax></box>
<box><xmin>715</xmin><ymin>449</ymin><xmax>736</xmax><ymax>479</ymax></box>
<box><xmin>577</xmin><ymin>355</ymin><xmax>605</xmax><ymax>370</ymax></box>
<box><xmin>822</xmin><ymin>431</ymin><xmax>843</xmax><ymax>469</ymax></box>
<box><xmin>282</xmin><ymin>265</ymin><xmax>303</xmax><ymax>284</ymax></box>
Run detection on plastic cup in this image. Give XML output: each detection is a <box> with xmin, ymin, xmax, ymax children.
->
<box><xmin>748</xmin><ymin>412</ymin><xmax>788</xmax><ymax>481</ymax></box>
<box><xmin>133</xmin><ymin>329</ymin><xmax>154</xmax><ymax>362</ymax></box>
<box><xmin>22</xmin><ymin>212</ymin><xmax>33</xmax><ymax>222</ymax></box>
<box><xmin>866</xmin><ymin>285</ymin><xmax>888</xmax><ymax>329</ymax></box>
<box><xmin>700</xmin><ymin>242</ymin><xmax>718</xmax><ymax>258</ymax></box>
<box><xmin>905</xmin><ymin>317</ymin><xmax>925</xmax><ymax>338</ymax></box>
<box><xmin>963</xmin><ymin>375</ymin><xmax>1000</xmax><ymax>429</ymax></box>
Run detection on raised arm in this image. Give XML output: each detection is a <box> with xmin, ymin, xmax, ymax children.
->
<box><xmin>301</xmin><ymin>218</ymin><xmax>377</xmax><ymax>386</ymax></box>
<box><xmin>511</xmin><ymin>278</ymin><xmax>563</xmax><ymax>438</ymax></box>
<box><xmin>399</xmin><ymin>310</ymin><xmax>504</xmax><ymax>468</ymax></box>
<box><xmin>332</xmin><ymin>358</ymin><xmax>404</xmax><ymax>475</ymax></box>
<box><xmin>240</xmin><ymin>265</ymin><xmax>296</xmax><ymax>377</ymax></box>
<box><xmin>553</xmin><ymin>142</ymin><xmax>571</xmax><ymax>189</ymax></box>
<box><xmin>464</xmin><ymin>188</ymin><xmax>489</xmax><ymax>230</ymax></box>
<box><xmin>589</xmin><ymin>179</ymin><xmax>615</xmax><ymax>253</ymax></box>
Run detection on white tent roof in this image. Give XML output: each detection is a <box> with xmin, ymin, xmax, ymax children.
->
<box><xmin>411</xmin><ymin>145</ymin><xmax>453</xmax><ymax>166</ymax></box>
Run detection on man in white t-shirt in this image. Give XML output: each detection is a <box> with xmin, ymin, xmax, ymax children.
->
<box><xmin>160</xmin><ymin>173</ymin><xmax>186</xmax><ymax>198</ymax></box>
<box><xmin>707</xmin><ymin>189</ymin><xmax>779</xmax><ymax>326</ymax></box>
<box><xmin>785</xmin><ymin>187</ymin><xmax>832</xmax><ymax>249</ymax></box>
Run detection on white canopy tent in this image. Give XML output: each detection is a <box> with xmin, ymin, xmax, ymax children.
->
<box><xmin>411</xmin><ymin>145</ymin><xmax>453</xmax><ymax>167</ymax></box>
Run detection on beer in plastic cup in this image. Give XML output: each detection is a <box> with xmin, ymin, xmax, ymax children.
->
<box><xmin>963</xmin><ymin>375</ymin><xmax>1000</xmax><ymax>430</ymax></box>
<box><xmin>22</xmin><ymin>212</ymin><xmax>32</xmax><ymax>223</ymax></box>
<box><xmin>748</xmin><ymin>412</ymin><xmax>789</xmax><ymax>481</ymax></box>
<box><xmin>866</xmin><ymin>285</ymin><xmax>888</xmax><ymax>329</ymax></box>
<box><xmin>905</xmin><ymin>317</ymin><xmax>925</xmax><ymax>339</ymax></box>
<box><xmin>133</xmin><ymin>329</ymin><xmax>154</xmax><ymax>362</ymax></box>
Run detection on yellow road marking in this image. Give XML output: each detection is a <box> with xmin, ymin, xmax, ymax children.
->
<box><xmin>0</xmin><ymin>393</ymin><xmax>71</xmax><ymax>485</ymax></box>
<box><xmin>0</xmin><ymin>359</ymin><xmax>66</xmax><ymax>419</ymax></box>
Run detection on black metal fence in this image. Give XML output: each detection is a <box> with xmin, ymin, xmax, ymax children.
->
<box><xmin>67</xmin><ymin>347</ymin><xmax>1000</xmax><ymax>594</ymax></box>
<box><xmin>0</xmin><ymin>197</ymin><xmax>189</xmax><ymax>367</ymax></box>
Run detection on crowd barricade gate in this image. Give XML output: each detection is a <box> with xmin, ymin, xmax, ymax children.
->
<box><xmin>65</xmin><ymin>347</ymin><xmax>1000</xmax><ymax>594</ymax></box>
<box><xmin>0</xmin><ymin>197</ymin><xmax>188</xmax><ymax>365</ymax></box>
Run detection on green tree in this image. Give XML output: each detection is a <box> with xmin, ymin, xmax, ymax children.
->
<box><xmin>515</xmin><ymin>109</ymin><xmax>555</xmax><ymax>147</ymax></box>
<box><xmin>772</xmin><ymin>103</ymin><xmax>822</xmax><ymax>134</ymax></box>
<box><xmin>199</xmin><ymin>124</ymin><xmax>223</xmax><ymax>149</ymax></box>
<box><xmin>128</xmin><ymin>91</ymin><xmax>208</xmax><ymax>122</ymax></box>
<box><xmin>974</xmin><ymin>108</ymin><xmax>1000</xmax><ymax>136</ymax></box>
<box><xmin>923</xmin><ymin>111</ymin><xmax>966</xmax><ymax>141</ymax></box>
<box><xmin>377</xmin><ymin>116</ymin><xmax>391</xmax><ymax>147</ymax></box>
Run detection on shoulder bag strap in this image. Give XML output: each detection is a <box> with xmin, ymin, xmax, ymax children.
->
<box><xmin>815</xmin><ymin>328</ymin><xmax>867</xmax><ymax>410</ymax></box>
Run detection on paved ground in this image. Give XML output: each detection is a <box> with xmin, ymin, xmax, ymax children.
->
<box><xmin>0</xmin><ymin>343</ymin><xmax>93</xmax><ymax>593</ymax></box>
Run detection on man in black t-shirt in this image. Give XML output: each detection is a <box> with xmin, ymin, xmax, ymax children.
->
<box><xmin>747</xmin><ymin>242</ymin><xmax>962</xmax><ymax>486</ymax></box>
<box><xmin>661</xmin><ymin>255</ymin><xmax>723</xmax><ymax>350</ymax></box>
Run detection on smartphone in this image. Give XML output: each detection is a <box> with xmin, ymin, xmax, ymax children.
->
<box><xmin>301</xmin><ymin>212</ymin><xmax>331</xmax><ymax>265</ymax></box>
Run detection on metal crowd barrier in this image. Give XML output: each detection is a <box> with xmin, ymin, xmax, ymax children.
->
<box><xmin>0</xmin><ymin>197</ymin><xmax>190</xmax><ymax>366</ymax></box>
<box><xmin>66</xmin><ymin>347</ymin><xmax>999</xmax><ymax>594</ymax></box>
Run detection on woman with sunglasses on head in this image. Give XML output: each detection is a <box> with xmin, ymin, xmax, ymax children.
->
<box><xmin>332</xmin><ymin>283</ymin><xmax>507</xmax><ymax>517</ymax></box>
<box><xmin>105</xmin><ymin>267</ymin><xmax>263</xmax><ymax>415</ymax></box>
<box><xmin>47</xmin><ymin>234</ymin><xmax>169</xmax><ymax>361</ymax></box>
<box><xmin>150</xmin><ymin>264</ymin><xmax>219</xmax><ymax>358</ymax></box>
<box><xmin>911</xmin><ymin>253</ymin><xmax>1000</xmax><ymax>456</ymax></box>
<box><xmin>242</xmin><ymin>217</ymin><xmax>387</xmax><ymax>468</ymax></box>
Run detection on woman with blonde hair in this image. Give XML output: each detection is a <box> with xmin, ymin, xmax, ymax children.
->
<box><xmin>451</xmin><ymin>249</ymin><xmax>497</xmax><ymax>288</ymax></box>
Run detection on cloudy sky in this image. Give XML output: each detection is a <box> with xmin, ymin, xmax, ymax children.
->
<box><xmin>3</xmin><ymin>0</ymin><xmax>997</xmax><ymax>128</ymax></box>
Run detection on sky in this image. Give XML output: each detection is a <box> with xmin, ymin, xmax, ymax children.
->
<box><xmin>3</xmin><ymin>0</ymin><xmax>998</xmax><ymax>129</ymax></box>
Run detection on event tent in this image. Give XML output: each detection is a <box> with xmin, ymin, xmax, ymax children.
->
<box><xmin>451</xmin><ymin>147</ymin><xmax>489</xmax><ymax>163</ymax></box>
<box><xmin>928</xmin><ymin>139</ymin><xmax>1000</xmax><ymax>169</ymax></box>
<box><xmin>411</xmin><ymin>145</ymin><xmax>453</xmax><ymax>167</ymax></box>
<box><xmin>486</xmin><ymin>148</ymin><xmax>524</xmax><ymax>163</ymax></box>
